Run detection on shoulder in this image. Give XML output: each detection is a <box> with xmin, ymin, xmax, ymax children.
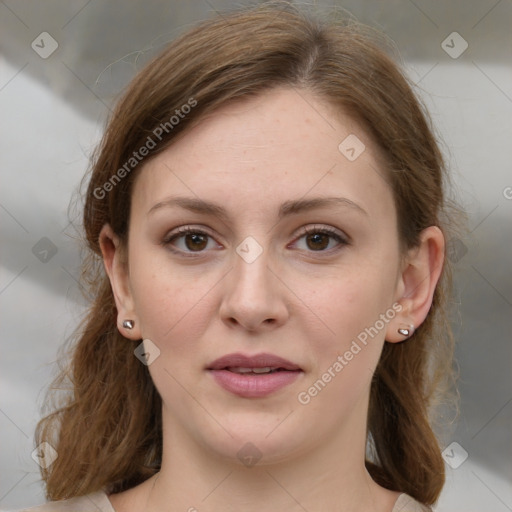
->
<box><xmin>392</xmin><ymin>493</ymin><xmax>432</xmax><ymax>512</ymax></box>
<box><xmin>5</xmin><ymin>491</ymin><xmax>115</xmax><ymax>512</ymax></box>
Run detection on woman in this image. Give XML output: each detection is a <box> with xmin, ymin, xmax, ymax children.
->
<box><xmin>20</xmin><ymin>3</ymin><xmax>459</xmax><ymax>511</ymax></box>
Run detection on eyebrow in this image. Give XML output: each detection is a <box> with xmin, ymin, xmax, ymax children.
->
<box><xmin>147</xmin><ymin>196</ymin><xmax>368</xmax><ymax>219</ymax></box>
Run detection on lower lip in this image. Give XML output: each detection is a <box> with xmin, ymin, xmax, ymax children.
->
<box><xmin>209</xmin><ymin>369</ymin><xmax>302</xmax><ymax>398</ymax></box>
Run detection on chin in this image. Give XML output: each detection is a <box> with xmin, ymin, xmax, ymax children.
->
<box><xmin>196</xmin><ymin>414</ymin><xmax>310</xmax><ymax>468</ymax></box>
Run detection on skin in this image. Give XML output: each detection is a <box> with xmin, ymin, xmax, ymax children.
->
<box><xmin>101</xmin><ymin>87</ymin><xmax>444</xmax><ymax>512</ymax></box>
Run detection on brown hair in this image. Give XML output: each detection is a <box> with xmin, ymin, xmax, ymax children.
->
<box><xmin>36</xmin><ymin>2</ymin><xmax>459</xmax><ymax>505</ymax></box>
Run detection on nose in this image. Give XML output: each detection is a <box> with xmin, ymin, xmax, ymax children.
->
<box><xmin>219</xmin><ymin>250</ymin><xmax>289</xmax><ymax>332</ymax></box>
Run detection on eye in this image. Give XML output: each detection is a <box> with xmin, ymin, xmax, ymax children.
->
<box><xmin>163</xmin><ymin>227</ymin><xmax>221</xmax><ymax>254</ymax></box>
<box><xmin>291</xmin><ymin>226</ymin><xmax>348</xmax><ymax>252</ymax></box>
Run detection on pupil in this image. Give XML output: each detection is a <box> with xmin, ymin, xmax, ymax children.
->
<box><xmin>307</xmin><ymin>233</ymin><xmax>329</xmax><ymax>250</ymax></box>
<box><xmin>185</xmin><ymin>233</ymin><xmax>207</xmax><ymax>251</ymax></box>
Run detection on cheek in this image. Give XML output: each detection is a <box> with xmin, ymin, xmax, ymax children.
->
<box><xmin>306</xmin><ymin>267</ymin><xmax>394</xmax><ymax>336</ymax></box>
<box><xmin>299</xmin><ymin>261</ymin><xmax>398</xmax><ymax>383</ymax></box>
<box><xmin>128</xmin><ymin>250</ymin><xmax>216</xmax><ymax>354</ymax></box>
<box><xmin>296</xmin><ymin>276</ymin><xmax>392</xmax><ymax>416</ymax></box>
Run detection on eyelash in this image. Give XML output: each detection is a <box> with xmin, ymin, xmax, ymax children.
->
<box><xmin>161</xmin><ymin>226</ymin><xmax>217</xmax><ymax>257</ymax></box>
<box><xmin>296</xmin><ymin>225</ymin><xmax>349</xmax><ymax>251</ymax></box>
<box><xmin>162</xmin><ymin>225</ymin><xmax>349</xmax><ymax>257</ymax></box>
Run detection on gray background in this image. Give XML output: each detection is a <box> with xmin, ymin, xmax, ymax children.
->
<box><xmin>1</xmin><ymin>1</ymin><xmax>511</xmax><ymax>510</ymax></box>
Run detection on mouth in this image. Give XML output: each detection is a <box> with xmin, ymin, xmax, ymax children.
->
<box><xmin>207</xmin><ymin>353</ymin><xmax>303</xmax><ymax>398</ymax></box>
<box><xmin>207</xmin><ymin>352</ymin><xmax>302</xmax><ymax>372</ymax></box>
<box><xmin>221</xmin><ymin>366</ymin><xmax>289</xmax><ymax>374</ymax></box>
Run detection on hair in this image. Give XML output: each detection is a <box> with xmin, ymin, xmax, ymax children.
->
<box><xmin>35</xmin><ymin>2</ymin><xmax>461</xmax><ymax>506</ymax></box>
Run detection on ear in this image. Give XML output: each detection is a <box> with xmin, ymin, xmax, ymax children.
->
<box><xmin>386</xmin><ymin>226</ymin><xmax>445</xmax><ymax>343</ymax></box>
<box><xmin>99</xmin><ymin>224</ymin><xmax>142</xmax><ymax>340</ymax></box>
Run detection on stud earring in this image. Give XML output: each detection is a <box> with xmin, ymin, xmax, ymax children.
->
<box><xmin>398</xmin><ymin>325</ymin><xmax>413</xmax><ymax>337</ymax></box>
<box><xmin>123</xmin><ymin>319</ymin><xmax>134</xmax><ymax>330</ymax></box>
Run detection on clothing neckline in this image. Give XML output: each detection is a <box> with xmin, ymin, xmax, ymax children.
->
<box><xmin>99</xmin><ymin>489</ymin><xmax>430</xmax><ymax>512</ymax></box>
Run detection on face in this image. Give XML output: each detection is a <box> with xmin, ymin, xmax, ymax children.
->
<box><xmin>117</xmin><ymin>88</ymin><xmax>407</xmax><ymax>464</ymax></box>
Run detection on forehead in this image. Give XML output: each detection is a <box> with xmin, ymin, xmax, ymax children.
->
<box><xmin>132</xmin><ymin>87</ymin><xmax>394</xmax><ymax>221</ymax></box>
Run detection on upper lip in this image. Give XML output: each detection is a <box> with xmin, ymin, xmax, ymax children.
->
<box><xmin>207</xmin><ymin>352</ymin><xmax>302</xmax><ymax>371</ymax></box>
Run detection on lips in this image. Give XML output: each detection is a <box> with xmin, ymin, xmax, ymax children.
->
<box><xmin>207</xmin><ymin>352</ymin><xmax>303</xmax><ymax>398</ymax></box>
<box><xmin>207</xmin><ymin>353</ymin><xmax>302</xmax><ymax>372</ymax></box>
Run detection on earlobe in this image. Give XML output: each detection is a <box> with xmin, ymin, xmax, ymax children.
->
<box><xmin>386</xmin><ymin>226</ymin><xmax>445</xmax><ymax>343</ymax></box>
<box><xmin>397</xmin><ymin>325</ymin><xmax>414</xmax><ymax>337</ymax></box>
<box><xmin>99</xmin><ymin>224</ymin><xmax>141</xmax><ymax>340</ymax></box>
<box><xmin>386</xmin><ymin>321</ymin><xmax>416</xmax><ymax>343</ymax></box>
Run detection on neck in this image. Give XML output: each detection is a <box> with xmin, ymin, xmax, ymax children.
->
<box><xmin>143</xmin><ymin>407</ymin><xmax>397</xmax><ymax>512</ymax></box>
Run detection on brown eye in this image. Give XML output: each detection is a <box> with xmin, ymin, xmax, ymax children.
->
<box><xmin>291</xmin><ymin>226</ymin><xmax>348</xmax><ymax>253</ymax></box>
<box><xmin>164</xmin><ymin>228</ymin><xmax>220</xmax><ymax>254</ymax></box>
<box><xmin>306</xmin><ymin>232</ymin><xmax>330</xmax><ymax>251</ymax></box>
<box><xmin>185</xmin><ymin>233</ymin><xmax>208</xmax><ymax>251</ymax></box>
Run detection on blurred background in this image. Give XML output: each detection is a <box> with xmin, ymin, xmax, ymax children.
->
<box><xmin>0</xmin><ymin>1</ymin><xmax>511</xmax><ymax>510</ymax></box>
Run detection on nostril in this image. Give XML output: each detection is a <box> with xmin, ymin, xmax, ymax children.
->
<box><xmin>224</xmin><ymin>316</ymin><xmax>276</xmax><ymax>330</ymax></box>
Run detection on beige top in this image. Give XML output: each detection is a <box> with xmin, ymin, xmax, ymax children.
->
<box><xmin>9</xmin><ymin>490</ymin><xmax>432</xmax><ymax>512</ymax></box>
